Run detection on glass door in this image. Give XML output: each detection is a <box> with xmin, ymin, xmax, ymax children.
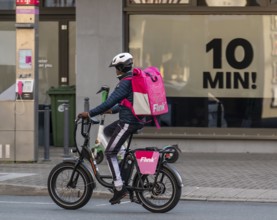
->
<box><xmin>38</xmin><ymin>21</ymin><xmax>76</xmax><ymax>105</ymax></box>
<box><xmin>39</xmin><ymin>21</ymin><xmax>59</xmax><ymax>104</ymax></box>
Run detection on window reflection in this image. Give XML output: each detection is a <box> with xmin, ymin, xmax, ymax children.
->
<box><xmin>44</xmin><ymin>0</ymin><xmax>75</xmax><ymax>7</ymax></box>
<box><xmin>0</xmin><ymin>0</ymin><xmax>15</xmax><ymax>10</ymax></box>
<box><xmin>128</xmin><ymin>0</ymin><xmax>190</xmax><ymax>4</ymax></box>
<box><xmin>129</xmin><ymin>15</ymin><xmax>277</xmax><ymax>128</ymax></box>
<box><xmin>197</xmin><ymin>0</ymin><xmax>262</xmax><ymax>6</ymax></box>
<box><xmin>0</xmin><ymin>22</ymin><xmax>15</xmax><ymax>100</ymax></box>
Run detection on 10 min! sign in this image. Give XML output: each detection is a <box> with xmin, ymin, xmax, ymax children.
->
<box><xmin>203</xmin><ymin>38</ymin><xmax>257</xmax><ymax>91</ymax></box>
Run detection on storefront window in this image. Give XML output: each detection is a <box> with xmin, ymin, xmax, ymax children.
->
<box><xmin>128</xmin><ymin>0</ymin><xmax>190</xmax><ymax>4</ymax></box>
<box><xmin>0</xmin><ymin>22</ymin><xmax>16</xmax><ymax>100</ymax></box>
<box><xmin>129</xmin><ymin>15</ymin><xmax>277</xmax><ymax>128</ymax></box>
<box><xmin>44</xmin><ymin>0</ymin><xmax>75</xmax><ymax>7</ymax></box>
<box><xmin>0</xmin><ymin>0</ymin><xmax>15</xmax><ymax>10</ymax></box>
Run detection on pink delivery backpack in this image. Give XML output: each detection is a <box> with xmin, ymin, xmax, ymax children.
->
<box><xmin>121</xmin><ymin>66</ymin><xmax>168</xmax><ymax>128</ymax></box>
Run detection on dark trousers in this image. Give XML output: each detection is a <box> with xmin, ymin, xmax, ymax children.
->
<box><xmin>104</xmin><ymin>120</ymin><xmax>143</xmax><ymax>187</ymax></box>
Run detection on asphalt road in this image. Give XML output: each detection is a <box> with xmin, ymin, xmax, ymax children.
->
<box><xmin>1</xmin><ymin>196</ymin><xmax>277</xmax><ymax>220</ymax></box>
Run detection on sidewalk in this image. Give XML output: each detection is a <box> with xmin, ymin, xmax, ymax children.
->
<box><xmin>1</xmin><ymin>146</ymin><xmax>277</xmax><ymax>202</ymax></box>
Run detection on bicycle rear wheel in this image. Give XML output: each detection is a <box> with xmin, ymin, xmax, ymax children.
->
<box><xmin>47</xmin><ymin>162</ymin><xmax>93</xmax><ymax>210</ymax></box>
<box><xmin>134</xmin><ymin>166</ymin><xmax>181</xmax><ymax>213</ymax></box>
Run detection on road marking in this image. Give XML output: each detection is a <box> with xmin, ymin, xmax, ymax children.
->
<box><xmin>0</xmin><ymin>173</ymin><xmax>36</xmax><ymax>181</ymax></box>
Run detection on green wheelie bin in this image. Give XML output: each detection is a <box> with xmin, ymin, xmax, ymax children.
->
<box><xmin>47</xmin><ymin>85</ymin><xmax>76</xmax><ymax>147</ymax></box>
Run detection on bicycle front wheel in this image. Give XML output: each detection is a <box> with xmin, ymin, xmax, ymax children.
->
<box><xmin>47</xmin><ymin>162</ymin><xmax>93</xmax><ymax>210</ymax></box>
<box><xmin>134</xmin><ymin>166</ymin><xmax>181</xmax><ymax>213</ymax></box>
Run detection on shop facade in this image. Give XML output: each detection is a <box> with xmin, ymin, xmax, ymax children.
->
<box><xmin>1</xmin><ymin>0</ymin><xmax>277</xmax><ymax>153</ymax></box>
<box><xmin>76</xmin><ymin>0</ymin><xmax>277</xmax><ymax>153</ymax></box>
<box><xmin>0</xmin><ymin>0</ymin><xmax>75</xmax><ymax>104</ymax></box>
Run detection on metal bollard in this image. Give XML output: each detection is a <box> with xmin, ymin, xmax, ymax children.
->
<box><xmin>84</xmin><ymin>97</ymin><xmax>90</xmax><ymax>133</ymax></box>
<box><xmin>63</xmin><ymin>103</ymin><xmax>70</xmax><ymax>157</ymax></box>
<box><xmin>84</xmin><ymin>97</ymin><xmax>90</xmax><ymax>112</ymax></box>
<box><xmin>43</xmin><ymin>105</ymin><xmax>50</xmax><ymax>161</ymax></box>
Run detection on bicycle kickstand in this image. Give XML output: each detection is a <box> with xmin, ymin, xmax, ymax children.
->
<box><xmin>129</xmin><ymin>189</ymin><xmax>141</xmax><ymax>204</ymax></box>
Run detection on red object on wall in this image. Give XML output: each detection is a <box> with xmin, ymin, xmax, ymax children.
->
<box><xmin>16</xmin><ymin>0</ymin><xmax>39</xmax><ymax>6</ymax></box>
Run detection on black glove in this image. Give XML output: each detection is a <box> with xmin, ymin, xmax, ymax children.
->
<box><xmin>78</xmin><ymin>112</ymin><xmax>89</xmax><ymax>119</ymax></box>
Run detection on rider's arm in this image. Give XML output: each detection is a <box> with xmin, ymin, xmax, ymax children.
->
<box><xmin>88</xmin><ymin>80</ymin><xmax>131</xmax><ymax>117</ymax></box>
<box><xmin>111</xmin><ymin>104</ymin><xmax>120</xmax><ymax>114</ymax></box>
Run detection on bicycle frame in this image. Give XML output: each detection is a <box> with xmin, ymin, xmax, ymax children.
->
<box><xmin>93</xmin><ymin>114</ymin><xmax>108</xmax><ymax>151</ymax></box>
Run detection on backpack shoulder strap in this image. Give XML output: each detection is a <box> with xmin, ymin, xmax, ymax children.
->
<box><xmin>122</xmin><ymin>76</ymin><xmax>132</xmax><ymax>81</ymax></box>
<box><xmin>153</xmin><ymin>116</ymin><xmax>161</xmax><ymax>129</ymax></box>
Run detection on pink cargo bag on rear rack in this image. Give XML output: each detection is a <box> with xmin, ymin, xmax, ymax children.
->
<box><xmin>135</xmin><ymin>150</ymin><xmax>159</xmax><ymax>175</ymax></box>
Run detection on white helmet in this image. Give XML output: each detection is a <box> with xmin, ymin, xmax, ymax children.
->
<box><xmin>109</xmin><ymin>52</ymin><xmax>133</xmax><ymax>72</ymax></box>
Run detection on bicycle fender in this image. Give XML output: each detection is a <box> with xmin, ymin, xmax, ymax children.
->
<box><xmin>163</xmin><ymin>163</ymin><xmax>184</xmax><ymax>188</ymax></box>
<box><xmin>163</xmin><ymin>144</ymin><xmax>181</xmax><ymax>153</ymax></box>
<box><xmin>63</xmin><ymin>159</ymin><xmax>96</xmax><ymax>189</ymax></box>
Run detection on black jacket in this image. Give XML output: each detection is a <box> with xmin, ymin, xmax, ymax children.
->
<box><xmin>89</xmin><ymin>71</ymin><xmax>143</xmax><ymax>125</ymax></box>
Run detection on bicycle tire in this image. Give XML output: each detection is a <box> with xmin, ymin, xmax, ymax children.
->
<box><xmin>47</xmin><ymin>162</ymin><xmax>93</xmax><ymax>210</ymax></box>
<box><xmin>133</xmin><ymin>166</ymin><xmax>181</xmax><ymax>213</ymax></box>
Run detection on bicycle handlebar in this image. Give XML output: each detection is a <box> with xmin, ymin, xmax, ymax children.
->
<box><xmin>75</xmin><ymin>117</ymin><xmax>99</xmax><ymax>137</ymax></box>
<box><xmin>73</xmin><ymin>116</ymin><xmax>100</xmax><ymax>155</ymax></box>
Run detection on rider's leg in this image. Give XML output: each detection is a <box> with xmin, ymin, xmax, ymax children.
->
<box><xmin>105</xmin><ymin>121</ymin><xmax>142</xmax><ymax>204</ymax></box>
<box><xmin>105</xmin><ymin>122</ymin><xmax>131</xmax><ymax>189</ymax></box>
<box><xmin>103</xmin><ymin>120</ymin><xmax>118</xmax><ymax>137</ymax></box>
<box><xmin>104</xmin><ymin>120</ymin><xmax>126</xmax><ymax>160</ymax></box>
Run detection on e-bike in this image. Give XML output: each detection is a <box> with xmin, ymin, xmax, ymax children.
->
<box><xmin>47</xmin><ymin>117</ymin><xmax>183</xmax><ymax>213</ymax></box>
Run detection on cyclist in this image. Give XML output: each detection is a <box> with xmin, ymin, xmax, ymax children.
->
<box><xmin>78</xmin><ymin>52</ymin><xmax>144</xmax><ymax>204</ymax></box>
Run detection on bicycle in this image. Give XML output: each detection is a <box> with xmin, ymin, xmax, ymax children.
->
<box><xmin>47</xmin><ymin>117</ymin><xmax>183</xmax><ymax>213</ymax></box>
<box><xmin>92</xmin><ymin>86</ymin><xmax>181</xmax><ymax>164</ymax></box>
